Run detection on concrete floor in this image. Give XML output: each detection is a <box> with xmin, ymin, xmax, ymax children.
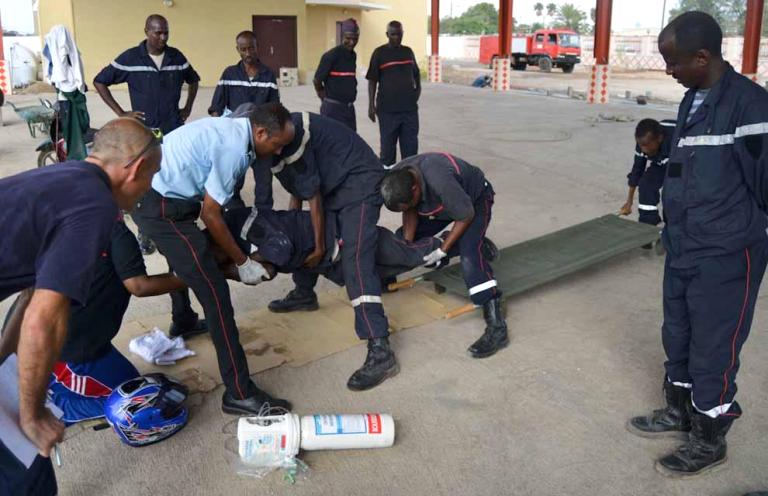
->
<box><xmin>1</xmin><ymin>81</ymin><xmax>767</xmax><ymax>496</ymax></box>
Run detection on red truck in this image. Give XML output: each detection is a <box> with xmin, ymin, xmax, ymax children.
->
<box><xmin>479</xmin><ymin>29</ymin><xmax>582</xmax><ymax>73</ymax></box>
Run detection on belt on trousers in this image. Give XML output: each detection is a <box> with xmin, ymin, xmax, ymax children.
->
<box><xmin>324</xmin><ymin>97</ymin><xmax>354</xmax><ymax>107</ymax></box>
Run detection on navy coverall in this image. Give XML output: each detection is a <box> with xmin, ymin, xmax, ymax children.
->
<box><xmin>392</xmin><ymin>153</ymin><xmax>499</xmax><ymax>306</ymax></box>
<box><xmin>661</xmin><ymin>65</ymin><xmax>768</xmax><ymax>418</ymax></box>
<box><xmin>93</xmin><ymin>40</ymin><xmax>200</xmax><ymax>134</ymax></box>
<box><xmin>315</xmin><ymin>45</ymin><xmax>358</xmax><ymax>130</ymax></box>
<box><xmin>260</xmin><ymin>112</ymin><xmax>390</xmax><ymax>340</ymax></box>
<box><xmin>366</xmin><ymin>44</ymin><xmax>421</xmax><ymax>166</ymax></box>
<box><xmin>94</xmin><ymin>40</ymin><xmax>201</xmax><ymax>328</ymax></box>
<box><xmin>627</xmin><ymin>120</ymin><xmax>676</xmax><ymax>225</ymax></box>
<box><xmin>208</xmin><ymin>60</ymin><xmax>279</xmax><ymax>116</ymax></box>
<box><xmin>224</xmin><ymin>207</ymin><xmax>440</xmax><ymax>282</ymax></box>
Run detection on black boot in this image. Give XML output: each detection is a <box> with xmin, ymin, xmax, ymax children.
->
<box><xmin>169</xmin><ymin>319</ymin><xmax>208</xmax><ymax>339</ymax></box>
<box><xmin>221</xmin><ymin>387</ymin><xmax>293</xmax><ymax>416</ymax></box>
<box><xmin>627</xmin><ymin>380</ymin><xmax>692</xmax><ymax>438</ymax></box>
<box><xmin>268</xmin><ymin>288</ymin><xmax>319</xmax><ymax>313</ymax></box>
<box><xmin>347</xmin><ymin>337</ymin><xmax>399</xmax><ymax>391</ymax></box>
<box><xmin>655</xmin><ymin>402</ymin><xmax>740</xmax><ymax>478</ymax></box>
<box><xmin>468</xmin><ymin>297</ymin><xmax>509</xmax><ymax>358</ymax></box>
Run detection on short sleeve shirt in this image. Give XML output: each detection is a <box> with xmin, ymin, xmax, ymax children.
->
<box><xmin>152</xmin><ymin>117</ymin><xmax>254</xmax><ymax>206</ymax></box>
<box><xmin>0</xmin><ymin>161</ymin><xmax>117</xmax><ymax>305</ymax></box>
<box><xmin>392</xmin><ymin>153</ymin><xmax>488</xmax><ymax>221</ymax></box>
<box><xmin>208</xmin><ymin>60</ymin><xmax>280</xmax><ymax>115</ymax></box>
<box><xmin>94</xmin><ymin>41</ymin><xmax>201</xmax><ymax>134</ymax></box>
<box><xmin>366</xmin><ymin>44</ymin><xmax>420</xmax><ymax>113</ymax></box>
<box><xmin>315</xmin><ymin>46</ymin><xmax>357</xmax><ymax>104</ymax></box>
<box><xmin>59</xmin><ymin>220</ymin><xmax>146</xmax><ymax>363</ymax></box>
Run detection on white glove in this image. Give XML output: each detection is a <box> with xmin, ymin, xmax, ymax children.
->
<box><xmin>423</xmin><ymin>248</ymin><xmax>448</xmax><ymax>267</ymax></box>
<box><xmin>237</xmin><ymin>257</ymin><xmax>268</xmax><ymax>285</ymax></box>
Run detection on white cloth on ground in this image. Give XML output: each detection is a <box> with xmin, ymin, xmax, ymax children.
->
<box><xmin>128</xmin><ymin>328</ymin><xmax>196</xmax><ymax>365</ymax></box>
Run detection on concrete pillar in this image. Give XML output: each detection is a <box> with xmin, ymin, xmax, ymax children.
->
<box><xmin>0</xmin><ymin>10</ymin><xmax>9</xmax><ymax>98</ymax></box>
<box><xmin>495</xmin><ymin>0</ymin><xmax>513</xmax><ymax>91</ymax></box>
<box><xmin>588</xmin><ymin>0</ymin><xmax>613</xmax><ymax>104</ymax></box>
<box><xmin>429</xmin><ymin>0</ymin><xmax>442</xmax><ymax>83</ymax></box>
<box><xmin>742</xmin><ymin>0</ymin><xmax>764</xmax><ymax>81</ymax></box>
<box><xmin>492</xmin><ymin>56</ymin><xmax>511</xmax><ymax>91</ymax></box>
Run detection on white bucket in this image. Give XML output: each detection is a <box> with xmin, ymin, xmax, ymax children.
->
<box><xmin>237</xmin><ymin>414</ymin><xmax>301</xmax><ymax>467</ymax></box>
<box><xmin>238</xmin><ymin>413</ymin><xmax>395</xmax><ymax>466</ymax></box>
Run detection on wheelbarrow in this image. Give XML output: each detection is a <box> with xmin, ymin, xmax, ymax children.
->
<box><xmin>5</xmin><ymin>99</ymin><xmax>56</xmax><ymax>138</ymax></box>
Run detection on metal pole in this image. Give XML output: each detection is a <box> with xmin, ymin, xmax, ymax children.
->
<box><xmin>593</xmin><ymin>0</ymin><xmax>613</xmax><ymax>65</ymax></box>
<box><xmin>499</xmin><ymin>0</ymin><xmax>513</xmax><ymax>57</ymax></box>
<box><xmin>742</xmin><ymin>0</ymin><xmax>764</xmax><ymax>76</ymax></box>
<box><xmin>661</xmin><ymin>0</ymin><xmax>667</xmax><ymax>31</ymax></box>
<box><xmin>431</xmin><ymin>0</ymin><xmax>440</xmax><ymax>55</ymax></box>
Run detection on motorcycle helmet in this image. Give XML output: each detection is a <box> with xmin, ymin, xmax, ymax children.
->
<box><xmin>104</xmin><ymin>373</ymin><xmax>189</xmax><ymax>447</ymax></box>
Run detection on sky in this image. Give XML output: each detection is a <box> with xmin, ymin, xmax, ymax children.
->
<box><xmin>438</xmin><ymin>0</ymin><xmax>674</xmax><ymax>32</ymax></box>
<box><xmin>0</xmin><ymin>0</ymin><xmax>674</xmax><ymax>34</ymax></box>
<box><xmin>0</xmin><ymin>0</ymin><xmax>35</xmax><ymax>34</ymax></box>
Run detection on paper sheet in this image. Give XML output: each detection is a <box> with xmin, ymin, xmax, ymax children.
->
<box><xmin>0</xmin><ymin>354</ymin><xmax>38</xmax><ymax>468</ymax></box>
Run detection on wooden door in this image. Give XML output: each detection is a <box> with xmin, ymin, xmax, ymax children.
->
<box><xmin>252</xmin><ymin>15</ymin><xmax>298</xmax><ymax>74</ymax></box>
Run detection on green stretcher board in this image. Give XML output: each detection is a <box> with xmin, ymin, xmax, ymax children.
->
<box><xmin>424</xmin><ymin>215</ymin><xmax>661</xmax><ymax>300</ymax></box>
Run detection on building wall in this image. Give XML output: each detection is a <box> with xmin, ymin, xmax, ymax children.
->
<box><xmin>359</xmin><ymin>0</ymin><xmax>428</xmax><ymax>71</ymax></box>
<box><xmin>36</xmin><ymin>0</ymin><xmax>427</xmax><ymax>87</ymax></box>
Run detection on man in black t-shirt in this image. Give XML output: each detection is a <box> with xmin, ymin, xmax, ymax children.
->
<box><xmin>314</xmin><ymin>18</ymin><xmax>360</xmax><ymax>130</ymax></box>
<box><xmin>366</xmin><ymin>20</ymin><xmax>421</xmax><ymax>166</ymax></box>
<box><xmin>32</xmin><ymin>218</ymin><xmax>184</xmax><ymax>424</ymax></box>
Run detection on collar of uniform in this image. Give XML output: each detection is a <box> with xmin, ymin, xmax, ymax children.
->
<box><xmin>680</xmin><ymin>63</ymin><xmax>735</xmax><ymax>132</ymax></box>
<box><xmin>77</xmin><ymin>160</ymin><xmax>113</xmax><ymax>191</ymax></box>
<box><xmin>138</xmin><ymin>40</ymin><xmax>168</xmax><ymax>66</ymax></box>
<box><xmin>243</xmin><ymin>117</ymin><xmax>255</xmax><ymax>156</ymax></box>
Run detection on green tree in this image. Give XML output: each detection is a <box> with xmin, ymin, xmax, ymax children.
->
<box><xmin>555</xmin><ymin>3</ymin><xmax>588</xmax><ymax>33</ymax></box>
<box><xmin>534</xmin><ymin>2</ymin><xmax>544</xmax><ymax>17</ymax></box>
<box><xmin>440</xmin><ymin>2</ymin><xmax>498</xmax><ymax>35</ymax></box>
<box><xmin>546</xmin><ymin>2</ymin><xmax>558</xmax><ymax>25</ymax></box>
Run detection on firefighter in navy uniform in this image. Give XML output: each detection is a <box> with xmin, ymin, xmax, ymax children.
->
<box><xmin>628</xmin><ymin>12</ymin><xmax>768</xmax><ymax>478</ymax></box>
<box><xmin>263</xmin><ymin>112</ymin><xmax>397</xmax><ymax>391</ymax></box>
<box><xmin>209</xmin><ymin>31</ymin><xmax>280</xmax><ymax>212</ymax></box>
<box><xmin>314</xmin><ymin>18</ymin><xmax>360</xmax><ymax>131</ymax></box>
<box><xmin>366</xmin><ymin>20</ymin><xmax>421</xmax><ymax>166</ymax></box>
<box><xmin>619</xmin><ymin>118</ymin><xmax>676</xmax><ymax>226</ymax></box>
<box><xmin>381</xmin><ymin>153</ymin><xmax>507</xmax><ymax>358</ymax></box>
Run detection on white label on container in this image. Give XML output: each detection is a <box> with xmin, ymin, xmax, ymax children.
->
<box><xmin>313</xmin><ymin>414</ymin><xmax>369</xmax><ymax>436</ymax></box>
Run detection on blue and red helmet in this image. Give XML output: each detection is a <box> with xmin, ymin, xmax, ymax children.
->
<box><xmin>105</xmin><ymin>373</ymin><xmax>189</xmax><ymax>447</ymax></box>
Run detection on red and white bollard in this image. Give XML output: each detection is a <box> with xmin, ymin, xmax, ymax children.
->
<box><xmin>428</xmin><ymin>54</ymin><xmax>442</xmax><ymax>83</ymax></box>
<box><xmin>0</xmin><ymin>60</ymin><xmax>10</xmax><ymax>97</ymax></box>
<box><xmin>587</xmin><ymin>64</ymin><xmax>610</xmax><ymax>104</ymax></box>
<box><xmin>492</xmin><ymin>57</ymin><xmax>511</xmax><ymax>91</ymax></box>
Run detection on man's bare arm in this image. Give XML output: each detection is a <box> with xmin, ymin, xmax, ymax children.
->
<box><xmin>304</xmin><ymin>193</ymin><xmax>326</xmax><ymax>267</ymax></box>
<box><xmin>402</xmin><ymin>208</ymin><xmax>418</xmax><ymax>242</ymax></box>
<box><xmin>201</xmin><ymin>193</ymin><xmax>248</xmax><ymax>266</ymax></box>
<box><xmin>18</xmin><ymin>289</ymin><xmax>69</xmax><ymax>456</ymax></box>
<box><xmin>93</xmin><ymin>81</ymin><xmax>144</xmax><ymax>120</ymax></box>
<box><xmin>122</xmin><ymin>274</ymin><xmax>186</xmax><ymax>298</ymax></box>
<box><xmin>0</xmin><ymin>288</ymin><xmax>33</xmax><ymax>363</ymax></box>
<box><xmin>180</xmin><ymin>82</ymin><xmax>199</xmax><ymax>122</ymax></box>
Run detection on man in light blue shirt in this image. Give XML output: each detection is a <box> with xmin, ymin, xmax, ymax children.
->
<box><xmin>132</xmin><ymin>102</ymin><xmax>297</xmax><ymax>415</ymax></box>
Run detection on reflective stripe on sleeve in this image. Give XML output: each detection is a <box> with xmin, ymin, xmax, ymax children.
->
<box><xmin>469</xmin><ymin>280</ymin><xmax>497</xmax><ymax>295</ymax></box>
<box><xmin>272</xmin><ymin>112</ymin><xmax>310</xmax><ymax>174</ymax></box>
<box><xmin>351</xmin><ymin>295</ymin><xmax>383</xmax><ymax>307</ymax></box>
<box><xmin>217</xmin><ymin>79</ymin><xmax>278</xmax><ymax>89</ymax></box>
